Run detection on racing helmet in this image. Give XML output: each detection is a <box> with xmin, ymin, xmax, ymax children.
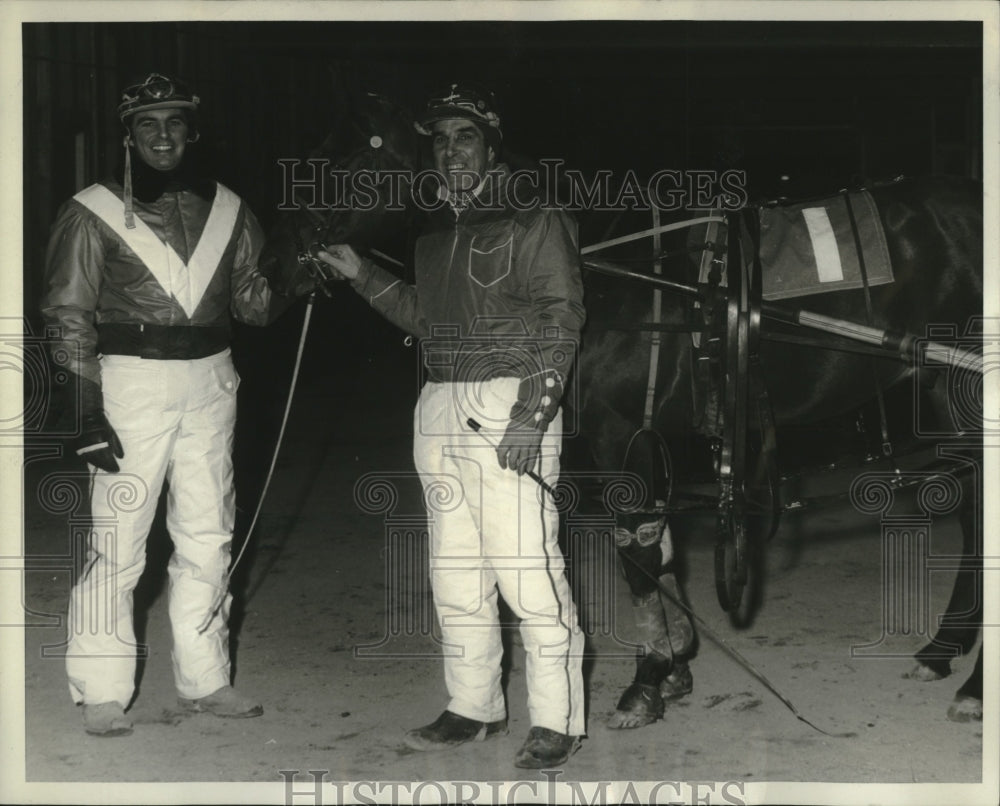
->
<box><xmin>415</xmin><ymin>83</ymin><xmax>502</xmax><ymax>149</ymax></box>
<box><xmin>118</xmin><ymin>73</ymin><xmax>200</xmax><ymax>122</ymax></box>
<box><xmin>117</xmin><ymin>73</ymin><xmax>201</xmax><ymax>230</ymax></box>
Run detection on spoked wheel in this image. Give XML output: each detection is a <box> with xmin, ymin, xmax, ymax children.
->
<box><xmin>716</xmin><ymin>379</ymin><xmax>777</xmax><ymax>624</ymax></box>
<box><xmin>714</xmin><ymin>209</ymin><xmax>776</xmax><ymax>618</ymax></box>
<box><xmin>715</xmin><ymin>504</ymin><xmax>748</xmax><ymax>612</ymax></box>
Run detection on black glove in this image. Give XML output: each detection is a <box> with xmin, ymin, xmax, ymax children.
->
<box><xmin>496</xmin><ymin>418</ymin><xmax>545</xmax><ymax>475</ymax></box>
<box><xmin>259</xmin><ymin>242</ymin><xmax>339</xmax><ymax>298</ymax></box>
<box><xmin>75</xmin><ymin>411</ymin><xmax>124</xmax><ymax>473</ymax></box>
<box><xmin>73</xmin><ymin>378</ymin><xmax>124</xmax><ymax>473</ymax></box>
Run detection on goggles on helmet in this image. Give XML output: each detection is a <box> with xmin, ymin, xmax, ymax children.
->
<box><xmin>118</xmin><ymin>73</ymin><xmax>199</xmax><ymax>121</ymax></box>
<box><xmin>415</xmin><ymin>84</ymin><xmax>502</xmax><ymax>140</ymax></box>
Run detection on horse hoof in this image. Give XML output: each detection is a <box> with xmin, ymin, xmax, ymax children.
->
<box><xmin>660</xmin><ymin>662</ymin><xmax>693</xmax><ymax>700</ymax></box>
<box><xmin>609</xmin><ymin>683</ymin><xmax>664</xmax><ymax>729</ymax></box>
<box><xmin>947</xmin><ymin>695</ymin><xmax>983</xmax><ymax>723</ymax></box>
<box><xmin>903</xmin><ymin>663</ymin><xmax>943</xmax><ymax>682</ymax></box>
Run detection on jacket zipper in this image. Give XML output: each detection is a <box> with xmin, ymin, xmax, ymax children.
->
<box><xmin>448</xmin><ymin>219</ymin><xmax>459</xmax><ymax>271</ymax></box>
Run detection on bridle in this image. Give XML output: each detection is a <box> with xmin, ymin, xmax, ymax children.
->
<box><xmin>294</xmin><ymin>108</ymin><xmax>417</xmax><ymax>291</ymax></box>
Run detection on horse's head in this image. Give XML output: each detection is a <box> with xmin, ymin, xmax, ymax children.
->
<box><xmin>259</xmin><ymin>91</ymin><xmax>420</xmax><ymax>294</ymax></box>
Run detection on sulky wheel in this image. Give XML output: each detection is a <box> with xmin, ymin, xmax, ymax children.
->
<box><xmin>715</xmin><ymin>500</ymin><xmax>748</xmax><ymax>612</ymax></box>
<box><xmin>714</xmin><ymin>210</ymin><xmax>750</xmax><ymax>612</ymax></box>
<box><xmin>714</xmin><ymin>208</ymin><xmax>773</xmax><ymax>616</ymax></box>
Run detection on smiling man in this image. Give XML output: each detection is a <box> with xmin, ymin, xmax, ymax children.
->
<box><xmin>317</xmin><ymin>84</ymin><xmax>587</xmax><ymax>769</ymax></box>
<box><xmin>432</xmin><ymin>117</ymin><xmax>494</xmax><ymax>193</ymax></box>
<box><xmin>41</xmin><ymin>73</ymin><xmax>317</xmax><ymax>737</ymax></box>
<box><xmin>131</xmin><ymin>107</ymin><xmax>189</xmax><ymax>171</ymax></box>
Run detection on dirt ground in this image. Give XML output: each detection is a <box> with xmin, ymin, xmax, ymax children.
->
<box><xmin>8</xmin><ymin>308</ymin><xmax>992</xmax><ymax>805</ymax></box>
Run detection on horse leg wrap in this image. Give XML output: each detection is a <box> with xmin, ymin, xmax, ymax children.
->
<box><xmin>618</xmin><ymin>541</ymin><xmax>663</xmax><ymax>598</ymax></box>
<box><xmin>631</xmin><ymin>590</ymin><xmax>674</xmax><ymax>659</ymax></box>
<box><xmin>657</xmin><ymin>573</ymin><xmax>696</xmax><ymax>655</ymax></box>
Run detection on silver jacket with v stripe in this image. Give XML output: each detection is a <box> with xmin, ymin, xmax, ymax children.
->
<box><xmin>41</xmin><ymin>178</ymin><xmax>280</xmax><ymax>387</ymax></box>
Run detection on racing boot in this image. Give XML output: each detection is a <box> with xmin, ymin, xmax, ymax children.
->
<box><xmin>404</xmin><ymin>710</ymin><xmax>508</xmax><ymax>751</ymax></box>
<box><xmin>514</xmin><ymin>726</ymin><xmax>582</xmax><ymax>768</ymax></box>
<box><xmin>82</xmin><ymin>701</ymin><xmax>134</xmax><ymax>737</ymax></box>
<box><xmin>178</xmin><ymin>685</ymin><xmax>263</xmax><ymax>718</ymax></box>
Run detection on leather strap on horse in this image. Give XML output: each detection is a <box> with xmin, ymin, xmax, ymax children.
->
<box><xmin>743</xmin><ymin>210</ymin><xmax>781</xmax><ymax>540</ymax></box>
<box><xmin>843</xmin><ymin>190</ymin><xmax>894</xmax><ymax>460</ymax></box>
<box><xmin>643</xmin><ymin>200</ymin><xmax>665</xmax><ymax>430</ymax></box>
<box><xmin>583</xmin><ymin>212</ymin><xmax>725</xmax><ymax>433</ymax></box>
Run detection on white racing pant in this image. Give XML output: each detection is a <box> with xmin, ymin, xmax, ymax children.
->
<box><xmin>66</xmin><ymin>350</ymin><xmax>239</xmax><ymax>707</ymax></box>
<box><xmin>413</xmin><ymin>378</ymin><xmax>585</xmax><ymax>737</ymax></box>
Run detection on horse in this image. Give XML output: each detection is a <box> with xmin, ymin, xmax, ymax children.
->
<box><xmin>258</xmin><ymin>91</ymin><xmax>985</xmax><ymax>729</ymax></box>
<box><xmin>258</xmin><ymin>91</ymin><xmax>419</xmax><ymax>292</ymax></box>
<box><xmin>577</xmin><ymin>176</ymin><xmax>984</xmax><ymax>726</ymax></box>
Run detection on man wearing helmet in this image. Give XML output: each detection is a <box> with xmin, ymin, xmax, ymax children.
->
<box><xmin>41</xmin><ymin>73</ymin><xmax>317</xmax><ymax>737</ymax></box>
<box><xmin>317</xmin><ymin>84</ymin><xmax>587</xmax><ymax>768</ymax></box>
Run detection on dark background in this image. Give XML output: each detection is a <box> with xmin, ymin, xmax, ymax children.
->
<box><xmin>21</xmin><ymin>20</ymin><xmax>984</xmax><ymax>487</ymax></box>
<box><xmin>22</xmin><ymin>20</ymin><xmax>983</xmax><ymax>322</ymax></box>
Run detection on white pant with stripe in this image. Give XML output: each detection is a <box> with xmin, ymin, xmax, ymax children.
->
<box><xmin>66</xmin><ymin>350</ymin><xmax>239</xmax><ymax>707</ymax></box>
<box><xmin>413</xmin><ymin>378</ymin><xmax>585</xmax><ymax>737</ymax></box>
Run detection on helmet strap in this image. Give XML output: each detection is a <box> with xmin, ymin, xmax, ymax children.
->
<box><xmin>122</xmin><ymin>135</ymin><xmax>135</xmax><ymax>229</ymax></box>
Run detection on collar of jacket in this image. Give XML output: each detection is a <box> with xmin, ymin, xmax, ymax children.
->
<box><xmin>114</xmin><ymin>153</ymin><xmax>217</xmax><ymax>204</ymax></box>
<box><xmin>422</xmin><ymin>163</ymin><xmax>512</xmax><ymax>221</ymax></box>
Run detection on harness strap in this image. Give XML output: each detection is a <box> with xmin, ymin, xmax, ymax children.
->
<box><xmin>643</xmin><ymin>202</ymin><xmax>664</xmax><ymax>430</ymax></box>
<box><xmin>693</xmin><ymin>215</ymin><xmax>724</xmax><ymax>351</ymax></box>
<box><xmin>843</xmin><ymin>191</ymin><xmax>894</xmax><ymax>460</ymax></box>
<box><xmin>581</xmin><ymin>215</ymin><xmax>726</xmax><ymax>256</ymax></box>
<box><xmin>584</xmin><ymin>212</ymin><xmax>726</xmax><ymax>434</ymax></box>
<box><xmin>690</xmin><ymin>216</ymin><xmax>726</xmax><ymax>435</ymax></box>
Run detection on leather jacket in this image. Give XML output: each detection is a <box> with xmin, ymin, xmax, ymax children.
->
<box><xmin>350</xmin><ymin>164</ymin><xmax>586</xmax><ymax>428</ymax></box>
<box><xmin>41</xmin><ymin>173</ymin><xmax>285</xmax><ymax>387</ymax></box>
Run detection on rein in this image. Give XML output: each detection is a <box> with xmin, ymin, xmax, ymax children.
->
<box><xmin>844</xmin><ymin>190</ymin><xmax>895</xmax><ymax>459</ymax></box>
<box><xmin>617</xmin><ymin>547</ymin><xmax>858</xmax><ymax>738</ymax></box>
<box><xmin>198</xmin><ymin>122</ymin><xmax>409</xmax><ymax>632</ymax></box>
<box><xmin>197</xmin><ymin>292</ymin><xmax>318</xmax><ymax>634</ymax></box>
